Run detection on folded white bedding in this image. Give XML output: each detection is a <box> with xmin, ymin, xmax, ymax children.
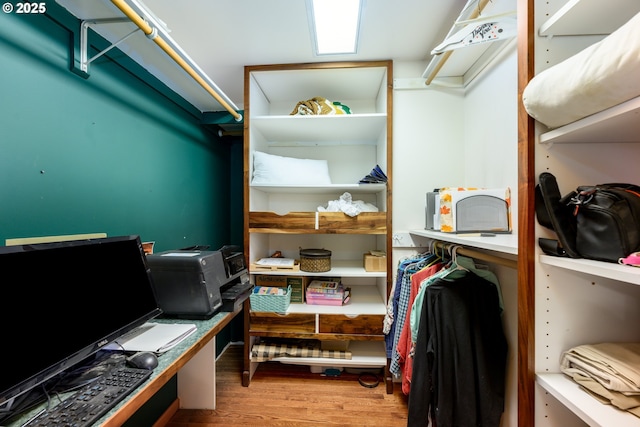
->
<box><xmin>522</xmin><ymin>11</ymin><xmax>640</xmax><ymax>129</ymax></box>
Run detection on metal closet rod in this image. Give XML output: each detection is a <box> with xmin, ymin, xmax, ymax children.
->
<box><xmin>110</xmin><ymin>0</ymin><xmax>242</xmax><ymax>122</ymax></box>
<box><xmin>433</xmin><ymin>240</ymin><xmax>517</xmax><ymax>269</ymax></box>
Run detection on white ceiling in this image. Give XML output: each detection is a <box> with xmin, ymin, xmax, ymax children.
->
<box><xmin>55</xmin><ymin>0</ymin><xmax>475</xmax><ymax>114</ymax></box>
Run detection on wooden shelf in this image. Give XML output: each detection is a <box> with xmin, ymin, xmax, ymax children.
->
<box><xmin>537</xmin><ymin>373</ymin><xmax>640</xmax><ymax>426</ymax></box>
<box><xmin>539</xmin><ymin>96</ymin><xmax>640</xmax><ymax>144</ymax></box>
<box><xmin>539</xmin><ymin>0</ymin><xmax>640</xmax><ymax>36</ymax></box>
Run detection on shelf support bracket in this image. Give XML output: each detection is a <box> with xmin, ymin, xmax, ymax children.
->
<box><xmin>79</xmin><ymin>18</ymin><xmax>133</xmax><ymax>74</ymax></box>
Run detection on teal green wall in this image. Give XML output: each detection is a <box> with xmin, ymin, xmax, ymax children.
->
<box><xmin>1</xmin><ymin>6</ymin><xmax>244</xmax><ymax>424</ymax></box>
<box><xmin>0</xmin><ymin>5</ymin><xmax>241</xmax><ymax>252</ymax></box>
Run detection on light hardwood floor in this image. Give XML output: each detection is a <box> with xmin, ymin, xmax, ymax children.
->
<box><xmin>166</xmin><ymin>344</ymin><xmax>409</xmax><ymax>427</ymax></box>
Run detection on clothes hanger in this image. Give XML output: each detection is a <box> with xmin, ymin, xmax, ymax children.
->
<box><xmin>451</xmin><ymin>245</ymin><xmax>469</xmax><ymax>272</ymax></box>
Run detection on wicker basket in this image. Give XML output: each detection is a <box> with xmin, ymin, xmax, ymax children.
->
<box><xmin>250</xmin><ymin>285</ymin><xmax>291</xmax><ymax>312</ymax></box>
<box><xmin>299</xmin><ymin>248</ymin><xmax>332</xmax><ymax>272</ymax></box>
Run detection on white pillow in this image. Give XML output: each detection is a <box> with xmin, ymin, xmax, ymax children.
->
<box><xmin>522</xmin><ymin>11</ymin><xmax>640</xmax><ymax>129</ymax></box>
<box><xmin>252</xmin><ymin>151</ymin><xmax>332</xmax><ymax>185</ymax></box>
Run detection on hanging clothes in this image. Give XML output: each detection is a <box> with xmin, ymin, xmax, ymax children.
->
<box><xmin>388</xmin><ymin>254</ymin><xmax>438</xmax><ymax>374</ymax></box>
<box><xmin>409</xmin><ymin>255</ymin><xmax>505</xmax><ymax>345</ymax></box>
<box><xmin>384</xmin><ymin>254</ymin><xmax>435</xmax><ymax>360</ymax></box>
<box><xmin>407</xmin><ymin>269</ymin><xmax>507</xmax><ymax>427</ymax></box>
<box><xmin>395</xmin><ymin>260</ymin><xmax>445</xmax><ymax>394</ymax></box>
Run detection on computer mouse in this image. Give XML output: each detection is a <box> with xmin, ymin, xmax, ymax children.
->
<box><xmin>126</xmin><ymin>351</ymin><xmax>158</xmax><ymax>370</ymax></box>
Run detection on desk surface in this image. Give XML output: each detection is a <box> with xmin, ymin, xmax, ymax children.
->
<box><xmin>7</xmin><ymin>306</ymin><xmax>242</xmax><ymax>427</ymax></box>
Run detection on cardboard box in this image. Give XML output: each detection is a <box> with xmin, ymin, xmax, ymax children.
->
<box><xmin>254</xmin><ymin>275</ymin><xmax>310</xmax><ymax>303</ymax></box>
<box><xmin>363</xmin><ymin>252</ymin><xmax>386</xmax><ymax>272</ymax></box>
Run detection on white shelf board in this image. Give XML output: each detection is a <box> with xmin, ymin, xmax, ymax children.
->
<box><xmin>250</xmin><ymin>67</ymin><xmax>388</xmax><ymax>104</ymax></box>
<box><xmin>539</xmin><ymin>96</ymin><xmax>640</xmax><ymax>144</ymax></box>
<box><xmin>537</xmin><ymin>373</ymin><xmax>640</xmax><ymax>426</ymax></box>
<box><xmin>251</xmin><ymin>114</ymin><xmax>386</xmax><ymax>144</ymax></box>
<box><xmin>410</xmin><ymin>230</ymin><xmax>518</xmax><ymax>255</ymax></box>
<box><xmin>539</xmin><ymin>255</ymin><xmax>640</xmax><ymax>285</ymax></box>
<box><xmin>250</xmin><ymin>183</ymin><xmax>386</xmax><ymax>194</ymax></box>
<box><xmin>250</xmin><ymin>260</ymin><xmax>387</xmax><ymax>278</ymax></box>
<box><xmin>539</xmin><ymin>0</ymin><xmax>640</xmax><ymax>36</ymax></box>
<box><xmin>284</xmin><ymin>284</ymin><xmax>386</xmax><ymax>315</ymax></box>
<box><xmin>268</xmin><ymin>340</ymin><xmax>387</xmax><ymax>368</ymax></box>
<box><xmin>54</xmin><ymin>0</ymin><xmax>236</xmax><ymax>113</ymax></box>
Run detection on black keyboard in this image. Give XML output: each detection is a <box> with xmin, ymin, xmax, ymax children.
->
<box><xmin>27</xmin><ymin>366</ymin><xmax>152</xmax><ymax>427</ymax></box>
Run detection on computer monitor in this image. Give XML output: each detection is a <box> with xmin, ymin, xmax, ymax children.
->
<box><xmin>0</xmin><ymin>235</ymin><xmax>161</xmax><ymax>413</ymax></box>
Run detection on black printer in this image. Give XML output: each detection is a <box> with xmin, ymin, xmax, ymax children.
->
<box><xmin>146</xmin><ymin>245</ymin><xmax>251</xmax><ymax>319</ymax></box>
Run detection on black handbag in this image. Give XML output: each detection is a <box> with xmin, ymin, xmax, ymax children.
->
<box><xmin>535</xmin><ymin>172</ymin><xmax>640</xmax><ymax>263</ymax></box>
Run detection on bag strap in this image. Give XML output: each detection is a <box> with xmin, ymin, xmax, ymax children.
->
<box><xmin>535</xmin><ymin>172</ymin><xmax>581</xmax><ymax>258</ymax></box>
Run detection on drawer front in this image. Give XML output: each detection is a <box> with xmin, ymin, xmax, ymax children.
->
<box><xmin>318</xmin><ymin>314</ymin><xmax>385</xmax><ymax>335</ymax></box>
<box><xmin>249</xmin><ymin>211</ymin><xmax>387</xmax><ymax>234</ymax></box>
<box><xmin>248</xmin><ymin>212</ymin><xmax>316</xmax><ymax>231</ymax></box>
<box><xmin>318</xmin><ymin>212</ymin><xmax>387</xmax><ymax>233</ymax></box>
<box><xmin>250</xmin><ymin>312</ymin><xmax>315</xmax><ymax>334</ymax></box>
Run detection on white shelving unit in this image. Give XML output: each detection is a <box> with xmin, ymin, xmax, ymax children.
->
<box><xmin>539</xmin><ymin>96</ymin><xmax>640</xmax><ymax>145</ymax></box>
<box><xmin>539</xmin><ymin>255</ymin><xmax>640</xmax><ymax>285</ymax></box>
<box><xmin>538</xmin><ymin>0</ymin><xmax>640</xmax><ymax>36</ymax></box>
<box><xmin>242</xmin><ymin>61</ymin><xmax>394</xmax><ymax>391</ymax></box>
<box><xmin>409</xmin><ymin>229</ymin><xmax>518</xmax><ymax>255</ymax></box>
<box><xmin>532</xmin><ymin>1</ymin><xmax>640</xmax><ymax>425</ymax></box>
<box><xmin>537</xmin><ymin>373</ymin><xmax>640</xmax><ymax>426</ymax></box>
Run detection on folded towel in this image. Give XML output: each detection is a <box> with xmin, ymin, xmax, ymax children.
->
<box><xmin>561</xmin><ymin>342</ymin><xmax>640</xmax><ymax>394</ymax></box>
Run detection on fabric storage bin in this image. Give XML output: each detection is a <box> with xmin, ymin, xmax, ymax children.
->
<box><xmin>299</xmin><ymin>248</ymin><xmax>332</xmax><ymax>272</ymax></box>
<box><xmin>250</xmin><ymin>285</ymin><xmax>291</xmax><ymax>312</ymax></box>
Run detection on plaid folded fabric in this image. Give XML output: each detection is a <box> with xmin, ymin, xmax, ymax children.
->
<box><xmin>251</xmin><ymin>341</ymin><xmax>352</xmax><ymax>362</ymax></box>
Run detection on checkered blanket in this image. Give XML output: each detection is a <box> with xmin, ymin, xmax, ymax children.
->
<box><xmin>251</xmin><ymin>340</ymin><xmax>352</xmax><ymax>362</ymax></box>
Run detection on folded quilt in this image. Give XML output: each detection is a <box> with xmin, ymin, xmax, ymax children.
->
<box><xmin>561</xmin><ymin>342</ymin><xmax>640</xmax><ymax>395</ymax></box>
<box><xmin>565</xmin><ymin>371</ymin><xmax>640</xmax><ymax>418</ymax></box>
<box><xmin>252</xmin><ymin>340</ymin><xmax>352</xmax><ymax>363</ymax></box>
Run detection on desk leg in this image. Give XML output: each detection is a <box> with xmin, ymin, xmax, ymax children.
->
<box><xmin>242</xmin><ymin>301</ymin><xmax>251</xmax><ymax>387</ymax></box>
<box><xmin>177</xmin><ymin>337</ymin><xmax>216</xmax><ymax>409</ymax></box>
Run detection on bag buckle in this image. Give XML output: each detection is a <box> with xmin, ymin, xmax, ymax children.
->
<box><xmin>568</xmin><ymin>189</ymin><xmax>595</xmax><ymax>216</ymax></box>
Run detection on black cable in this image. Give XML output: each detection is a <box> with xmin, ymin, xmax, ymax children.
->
<box><xmin>358</xmin><ymin>372</ymin><xmax>380</xmax><ymax>388</ymax></box>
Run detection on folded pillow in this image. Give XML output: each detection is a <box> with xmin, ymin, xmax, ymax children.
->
<box><xmin>522</xmin><ymin>11</ymin><xmax>640</xmax><ymax>129</ymax></box>
<box><xmin>252</xmin><ymin>151</ymin><xmax>332</xmax><ymax>185</ymax></box>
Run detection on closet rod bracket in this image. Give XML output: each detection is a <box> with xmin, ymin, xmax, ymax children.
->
<box><xmin>79</xmin><ymin>18</ymin><xmax>134</xmax><ymax>74</ymax></box>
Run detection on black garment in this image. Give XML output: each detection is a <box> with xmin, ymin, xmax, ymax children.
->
<box><xmin>407</xmin><ymin>271</ymin><xmax>507</xmax><ymax>427</ymax></box>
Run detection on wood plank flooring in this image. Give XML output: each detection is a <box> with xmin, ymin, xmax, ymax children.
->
<box><xmin>166</xmin><ymin>344</ymin><xmax>409</xmax><ymax>427</ymax></box>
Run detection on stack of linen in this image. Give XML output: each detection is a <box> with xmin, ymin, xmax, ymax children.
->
<box><xmin>561</xmin><ymin>342</ymin><xmax>640</xmax><ymax>417</ymax></box>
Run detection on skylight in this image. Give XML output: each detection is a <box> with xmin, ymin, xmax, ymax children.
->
<box><xmin>308</xmin><ymin>0</ymin><xmax>362</xmax><ymax>55</ymax></box>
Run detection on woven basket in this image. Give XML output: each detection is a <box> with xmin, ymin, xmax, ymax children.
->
<box><xmin>299</xmin><ymin>248</ymin><xmax>332</xmax><ymax>272</ymax></box>
<box><xmin>250</xmin><ymin>285</ymin><xmax>291</xmax><ymax>312</ymax></box>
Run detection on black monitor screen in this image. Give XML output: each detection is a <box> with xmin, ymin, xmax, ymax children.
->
<box><xmin>0</xmin><ymin>235</ymin><xmax>161</xmax><ymax>408</ymax></box>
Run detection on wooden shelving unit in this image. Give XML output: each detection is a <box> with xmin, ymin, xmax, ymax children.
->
<box><xmin>242</xmin><ymin>61</ymin><xmax>394</xmax><ymax>392</ymax></box>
